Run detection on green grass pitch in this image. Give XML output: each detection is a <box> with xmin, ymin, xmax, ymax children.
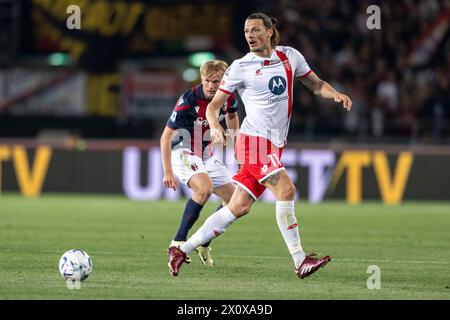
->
<box><xmin>1</xmin><ymin>194</ymin><xmax>449</xmax><ymax>299</ymax></box>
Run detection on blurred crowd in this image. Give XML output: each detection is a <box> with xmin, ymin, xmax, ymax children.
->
<box><xmin>2</xmin><ymin>0</ymin><xmax>449</xmax><ymax>144</ymax></box>
<box><xmin>257</xmin><ymin>0</ymin><xmax>450</xmax><ymax>143</ymax></box>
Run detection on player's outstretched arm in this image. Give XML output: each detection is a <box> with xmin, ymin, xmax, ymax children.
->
<box><xmin>206</xmin><ymin>90</ymin><xmax>230</xmax><ymax>145</ymax></box>
<box><xmin>299</xmin><ymin>71</ymin><xmax>352</xmax><ymax>111</ymax></box>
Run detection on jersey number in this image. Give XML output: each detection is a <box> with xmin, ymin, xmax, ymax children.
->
<box><xmin>268</xmin><ymin>153</ymin><xmax>282</xmax><ymax>167</ymax></box>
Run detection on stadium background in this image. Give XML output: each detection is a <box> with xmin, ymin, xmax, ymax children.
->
<box><xmin>0</xmin><ymin>0</ymin><xmax>449</xmax><ymax>202</ymax></box>
<box><xmin>1</xmin><ymin>0</ymin><xmax>450</xmax><ymax>301</ymax></box>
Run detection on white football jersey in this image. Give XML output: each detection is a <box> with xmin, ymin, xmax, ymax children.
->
<box><xmin>219</xmin><ymin>46</ymin><xmax>311</xmax><ymax>147</ymax></box>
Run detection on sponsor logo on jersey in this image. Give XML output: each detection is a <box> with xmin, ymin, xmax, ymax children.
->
<box><xmin>195</xmin><ymin>114</ymin><xmax>225</xmax><ymax>126</ymax></box>
<box><xmin>177</xmin><ymin>97</ymin><xmax>185</xmax><ymax>105</ymax></box>
<box><xmin>268</xmin><ymin>76</ymin><xmax>286</xmax><ymax>95</ymax></box>
<box><xmin>194</xmin><ymin>106</ymin><xmax>200</xmax><ymax>114</ymax></box>
<box><xmin>268</xmin><ymin>95</ymin><xmax>288</xmax><ymax>104</ymax></box>
<box><xmin>195</xmin><ymin>117</ymin><xmax>209</xmax><ymax>126</ymax></box>
<box><xmin>261</xmin><ymin>59</ymin><xmax>281</xmax><ymax>67</ymax></box>
<box><xmin>261</xmin><ymin>164</ymin><xmax>268</xmax><ymax>173</ymax></box>
<box><xmin>169</xmin><ymin>111</ymin><xmax>177</xmax><ymax>122</ymax></box>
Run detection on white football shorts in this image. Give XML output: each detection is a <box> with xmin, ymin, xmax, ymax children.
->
<box><xmin>171</xmin><ymin>148</ymin><xmax>232</xmax><ymax>188</ymax></box>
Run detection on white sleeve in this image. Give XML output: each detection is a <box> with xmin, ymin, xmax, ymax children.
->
<box><xmin>290</xmin><ymin>48</ymin><xmax>311</xmax><ymax>78</ymax></box>
<box><xmin>219</xmin><ymin>60</ymin><xmax>244</xmax><ymax>94</ymax></box>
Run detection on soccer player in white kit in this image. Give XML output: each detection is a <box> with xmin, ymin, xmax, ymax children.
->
<box><xmin>168</xmin><ymin>12</ymin><xmax>352</xmax><ymax>278</ymax></box>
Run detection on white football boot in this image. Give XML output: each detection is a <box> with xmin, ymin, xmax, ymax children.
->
<box><xmin>195</xmin><ymin>246</ymin><xmax>215</xmax><ymax>267</ymax></box>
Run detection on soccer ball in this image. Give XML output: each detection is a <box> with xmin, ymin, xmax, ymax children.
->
<box><xmin>59</xmin><ymin>249</ymin><xmax>93</xmax><ymax>281</ymax></box>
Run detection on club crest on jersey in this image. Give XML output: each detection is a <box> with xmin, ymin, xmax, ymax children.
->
<box><xmin>269</xmin><ymin>76</ymin><xmax>287</xmax><ymax>95</ymax></box>
<box><xmin>191</xmin><ymin>163</ymin><xmax>198</xmax><ymax>171</ymax></box>
<box><xmin>283</xmin><ymin>60</ymin><xmax>291</xmax><ymax>71</ymax></box>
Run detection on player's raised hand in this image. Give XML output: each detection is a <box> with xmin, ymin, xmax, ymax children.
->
<box><xmin>333</xmin><ymin>92</ymin><xmax>352</xmax><ymax>111</ymax></box>
<box><xmin>210</xmin><ymin>126</ymin><xmax>226</xmax><ymax>145</ymax></box>
<box><xmin>163</xmin><ymin>172</ymin><xmax>179</xmax><ymax>191</ymax></box>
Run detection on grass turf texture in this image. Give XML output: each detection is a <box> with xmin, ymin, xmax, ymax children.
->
<box><xmin>1</xmin><ymin>194</ymin><xmax>450</xmax><ymax>299</ymax></box>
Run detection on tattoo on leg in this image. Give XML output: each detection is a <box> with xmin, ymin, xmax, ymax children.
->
<box><xmin>265</xmin><ymin>172</ymin><xmax>281</xmax><ymax>186</ymax></box>
<box><xmin>238</xmin><ymin>186</ymin><xmax>255</xmax><ymax>203</ymax></box>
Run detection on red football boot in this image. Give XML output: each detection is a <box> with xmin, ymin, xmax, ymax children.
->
<box><xmin>295</xmin><ymin>253</ymin><xmax>331</xmax><ymax>279</ymax></box>
<box><xmin>167</xmin><ymin>246</ymin><xmax>188</xmax><ymax>276</ymax></box>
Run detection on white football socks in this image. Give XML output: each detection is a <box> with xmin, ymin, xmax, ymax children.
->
<box><xmin>180</xmin><ymin>206</ymin><xmax>237</xmax><ymax>255</ymax></box>
<box><xmin>276</xmin><ymin>200</ymin><xmax>305</xmax><ymax>268</ymax></box>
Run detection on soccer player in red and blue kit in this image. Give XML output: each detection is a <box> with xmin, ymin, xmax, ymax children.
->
<box><xmin>160</xmin><ymin>60</ymin><xmax>239</xmax><ymax>266</ymax></box>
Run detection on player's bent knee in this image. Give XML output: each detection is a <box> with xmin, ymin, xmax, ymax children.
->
<box><xmin>277</xmin><ymin>184</ymin><xmax>296</xmax><ymax>200</ymax></box>
<box><xmin>201</xmin><ymin>187</ymin><xmax>213</xmax><ymax>197</ymax></box>
<box><xmin>195</xmin><ymin>188</ymin><xmax>213</xmax><ymax>203</ymax></box>
<box><xmin>231</xmin><ymin>204</ymin><xmax>251</xmax><ymax>218</ymax></box>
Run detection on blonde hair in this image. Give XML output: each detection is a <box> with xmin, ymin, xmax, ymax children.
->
<box><xmin>200</xmin><ymin>60</ymin><xmax>229</xmax><ymax>78</ymax></box>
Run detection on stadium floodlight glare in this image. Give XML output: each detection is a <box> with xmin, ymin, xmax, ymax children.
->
<box><xmin>47</xmin><ymin>53</ymin><xmax>70</xmax><ymax>66</ymax></box>
<box><xmin>182</xmin><ymin>68</ymin><xmax>199</xmax><ymax>82</ymax></box>
<box><xmin>188</xmin><ymin>52</ymin><xmax>215</xmax><ymax>67</ymax></box>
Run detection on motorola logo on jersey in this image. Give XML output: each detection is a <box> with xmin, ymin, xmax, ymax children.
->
<box><xmin>268</xmin><ymin>76</ymin><xmax>287</xmax><ymax>95</ymax></box>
